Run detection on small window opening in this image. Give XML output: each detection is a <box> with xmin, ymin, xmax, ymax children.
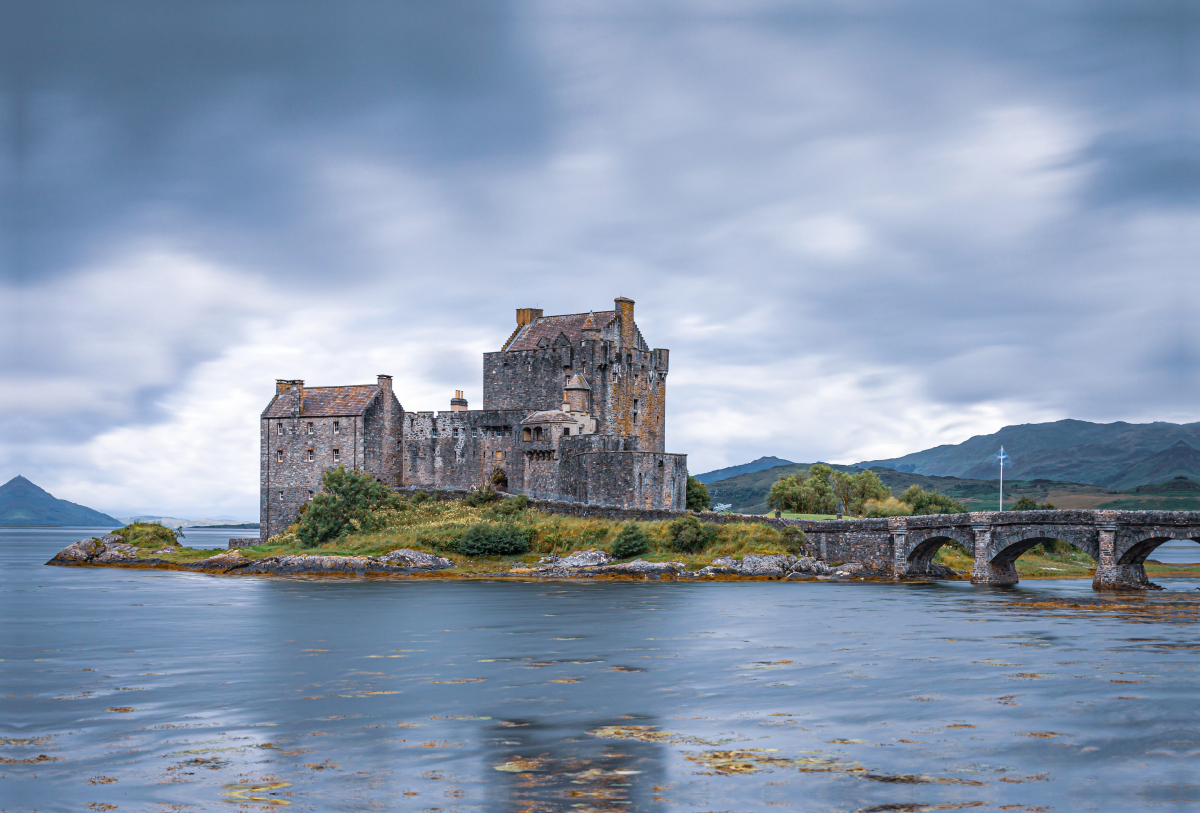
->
<box><xmin>308</xmin><ymin>491</ymin><xmax>314</xmax><ymax>501</ymax></box>
<box><xmin>278</xmin><ymin>491</ymin><xmax>284</xmax><ymax>501</ymax></box>
<box><xmin>276</xmin><ymin>423</ymin><xmax>283</xmax><ymax>436</ymax></box>
<box><xmin>306</xmin><ymin>449</ymin><xmax>314</xmax><ymax>462</ymax></box>
<box><xmin>333</xmin><ymin>421</ymin><xmax>340</xmax><ymax>434</ymax></box>
<box><xmin>306</xmin><ymin>422</ymin><xmax>313</xmax><ymax>434</ymax></box>
<box><xmin>658</xmin><ymin>459</ymin><xmax>664</xmax><ymax>468</ymax></box>
<box><xmin>534</xmin><ymin>427</ymin><xmax>543</xmax><ymax>441</ymax></box>
<box><xmin>523</xmin><ymin>427</ymin><xmax>531</xmax><ymax>441</ymax></box>
<box><xmin>563</xmin><ymin>427</ymin><xmax>570</xmax><ymax>436</ymax></box>
<box><xmin>333</xmin><ymin>449</ymin><xmax>341</xmax><ymax>462</ymax></box>
<box><xmin>276</xmin><ymin>449</ymin><xmax>284</xmax><ymax>462</ymax></box>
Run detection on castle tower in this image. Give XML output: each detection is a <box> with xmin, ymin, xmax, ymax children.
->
<box><xmin>563</xmin><ymin>374</ymin><xmax>592</xmax><ymax>413</ymax></box>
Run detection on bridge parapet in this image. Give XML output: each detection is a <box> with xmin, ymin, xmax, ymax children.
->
<box><xmin>798</xmin><ymin>509</ymin><xmax>1200</xmax><ymax>591</ymax></box>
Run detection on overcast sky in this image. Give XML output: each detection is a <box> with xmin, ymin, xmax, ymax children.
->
<box><xmin>3</xmin><ymin>0</ymin><xmax>1197</xmax><ymax>518</ymax></box>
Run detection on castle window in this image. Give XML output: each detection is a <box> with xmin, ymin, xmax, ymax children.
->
<box><xmin>494</xmin><ymin>450</ymin><xmax>504</xmax><ymax>460</ymax></box>
<box><xmin>534</xmin><ymin>427</ymin><xmax>543</xmax><ymax>441</ymax></box>
<box><xmin>306</xmin><ymin>422</ymin><xmax>314</xmax><ymax>434</ymax></box>
<box><xmin>278</xmin><ymin>491</ymin><xmax>284</xmax><ymax>501</ymax></box>
<box><xmin>658</xmin><ymin>459</ymin><xmax>664</xmax><ymax>468</ymax></box>
<box><xmin>276</xmin><ymin>423</ymin><xmax>283</xmax><ymax>436</ymax></box>
<box><xmin>333</xmin><ymin>421</ymin><xmax>340</xmax><ymax>434</ymax></box>
<box><xmin>333</xmin><ymin>449</ymin><xmax>341</xmax><ymax>462</ymax></box>
<box><xmin>523</xmin><ymin>427</ymin><xmax>531</xmax><ymax>441</ymax></box>
<box><xmin>276</xmin><ymin>449</ymin><xmax>284</xmax><ymax>462</ymax></box>
<box><xmin>306</xmin><ymin>449</ymin><xmax>314</xmax><ymax>462</ymax></box>
<box><xmin>563</xmin><ymin>427</ymin><xmax>570</xmax><ymax>436</ymax></box>
<box><xmin>308</xmin><ymin>491</ymin><xmax>314</xmax><ymax>500</ymax></box>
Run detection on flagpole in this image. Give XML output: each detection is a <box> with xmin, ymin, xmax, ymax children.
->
<box><xmin>999</xmin><ymin>445</ymin><xmax>1004</xmax><ymax>512</ymax></box>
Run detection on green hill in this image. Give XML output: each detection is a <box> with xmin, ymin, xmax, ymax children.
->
<box><xmin>1104</xmin><ymin>441</ymin><xmax>1200</xmax><ymax>490</ymax></box>
<box><xmin>857</xmin><ymin>419</ymin><xmax>1200</xmax><ymax>487</ymax></box>
<box><xmin>0</xmin><ymin>476</ymin><xmax>121</xmax><ymax>527</ymax></box>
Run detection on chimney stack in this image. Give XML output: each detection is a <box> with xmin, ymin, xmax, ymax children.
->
<box><xmin>450</xmin><ymin>390</ymin><xmax>468</xmax><ymax>412</ymax></box>
<box><xmin>377</xmin><ymin>374</ymin><xmax>392</xmax><ymax>391</ymax></box>
<box><xmin>516</xmin><ymin>307</ymin><xmax>543</xmax><ymax>327</ymax></box>
<box><xmin>614</xmin><ymin>297</ymin><xmax>635</xmax><ymax>349</ymax></box>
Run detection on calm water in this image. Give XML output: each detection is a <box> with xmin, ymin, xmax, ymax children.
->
<box><xmin>3</xmin><ymin>528</ymin><xmax>1200</xmax><ymax>813</ymax></box>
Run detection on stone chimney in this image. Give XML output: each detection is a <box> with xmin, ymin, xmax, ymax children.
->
<box><xmin>287</xmin><ymin>380</ymin><xmax>304</xmax><ymax>418</ymax></box>
<box><xmin>516</xmin><ymin>307</ymin><xmax>544</xmax><ymax>327</ymax></box>
<box><xmin>614</xmin><ymin>297</ymin><xmax>635</xmax><ymax>349</ymax></box>
<box><xmin>377</xmin><ymin>374</ymin><xmax>392</xmax><ymax>391</ymax></box>
<box><xmin>563</xmin><ymin>374</ymin><xmax>591</xmax><ymax>413</ymax></box>
<box><xmin>450</xmin><ymin>390</ymin><xmax>468</xmax><ymax>412</ymax></box>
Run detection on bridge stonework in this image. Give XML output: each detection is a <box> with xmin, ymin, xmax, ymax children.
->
<box><xmin>790</xmin><ymin>509</ymin><xmax>1200</xmax><ymax>591</ymax></box>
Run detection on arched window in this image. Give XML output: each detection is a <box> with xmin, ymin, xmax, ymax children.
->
<box><xmin>523</xmin><ymin>427</ymin><xmax>531</xmax><ymax>441</ymax></box>
<box><xmin>534</xmin><ymin>427</ymin><xmax>543</xmax><ymax>441</ymax></box>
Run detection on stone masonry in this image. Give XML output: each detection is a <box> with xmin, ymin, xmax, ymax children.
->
<box><xmin>260</xmin><ymin>298</ymin><xmax>688</xmax><ymax>537</ymax></box>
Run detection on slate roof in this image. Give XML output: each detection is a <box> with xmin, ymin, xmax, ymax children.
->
<box><xmin>522</xmin><ymin>410</ymin><xmax>575</xmax><ymax>424</ymax></box>
<box><xmin>503</xmin><ymin>310</ymin><xmax>617</xmax><ymax>352</ymax></box>
<box><xmin>262</xmin><ymin>385</ymin><xmax>381</xmax><ymax>418</ymax></box>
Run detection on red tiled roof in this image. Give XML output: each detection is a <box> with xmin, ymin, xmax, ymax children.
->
<box><xmin>262</xmin><ymin>385</ymin><xmax>380</xmax><ymax>418</ymax></box>
<box><xmin>503</xmin><ymin>310</ymin><xmax>616</xmax><ymax>351</ymax></box>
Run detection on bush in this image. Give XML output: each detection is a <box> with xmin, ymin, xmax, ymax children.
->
<box><xmin>1012</xmin><ymin>496</ymin><xmax>1057</xmax><ymax>511</ymax></box>
<box><xmin>484</xmin><ymin>494</ymin><xmax>529</xmax><ymax>518</ymax></box>
<box><xmin>780</xmin><ymin>525</ymin><xmax>808</xmax><ymax>555</ymax></box>
<box><xmin>463</xmin><ymin>486</ymin><xmax>499</xmax><ymax>507</ymax></box>
<box><xmin>611</xmin><ymin>523</ymin><xmax>648</xmax><ymax>559</ymax></box>
<box><xmin>686</xmin><ymin>476</ymin><xmax>710</xmax><ymax>511</ymax></box>
<box><xmin>411</xmin><ymin>490</ymin><xmax>432</xmax><ymax>505</ymax></box>
<box><xmin>457</xmin><ymin>523</ymin><xmax>531</xmax><ymax>557</ymax></box>
<box><xmin>864</xmin><ymin>496</ymin><xmax>913</xmax><ymax>517</ymax></box>
<box><xmin>112</xmin><ymin>522</ymin><xmax>180</xmax><ymax>549</ymax></box>
<box><xmin>669</xmin><ymin>515</ymin><xmax>715</xmax><ymax>554</ymax></box>
<box><xmin>900</xmin><ymin>485</ymin><xmax>968</xmax><ymax>515</ymax></box>
<box><xmin>297</xmin><ymin>466</ymin><xmax>403</xmax><ymax>547</ymax></box>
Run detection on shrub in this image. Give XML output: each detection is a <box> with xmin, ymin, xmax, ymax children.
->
<box><xmin>611</xmin><ymin>523</ymin><xmax>648</xmax><ymax>559</ymax></box>
<box><xmin>297</xmin><ymin>466</ymin><xmax>403</xmax><ymax>547</ymax></box>
<box><xmin>410</xmin><ymin>490</ymin><xmax>432</xmax><ymax>505</ymax></box>
<box><xmin>484</xmin><ymin>494</ymin><xmax>529</xmax><ymax>518</ymax></box>
<box><xmin>686</xmin><ymin>476</ymin><xmax>710</xmax><ymax>511</ymax></box>
<box><xmin>780</xmin><ymin>525</ymin><xmax>808</xmax><ymax>555</ymax></box>
<box><xmin>864</xmin><ymin>496</ymin><xmax>913</xmax><ymax>517</ymax></box>
<box><xmin>463</xmin><ymin>486</ymin><xmax>498</xmax><ymax>507</ymax></box>
<box><xmin>668</xmin><ymin>515</ymin><xmax>715</xmax><ymax>554</ymax></box>
<box><xmin>457</xmin><ymin>523</ymin><xmax>531</xmax><ymax>557</ymax></box>
<box><xmin>1012</xmin><ymin>496</ymin><xmax>1057</xmax><ymax>511</ymax></box>
<box><xmin>112</xmin><ymin>522</ymin><xmax>180</xmax><ymax>549</ymax></box>
<box><xmin>900</xmin><ymin>485</ymin><xmax>968</xmax><ymax>515</ymax></box>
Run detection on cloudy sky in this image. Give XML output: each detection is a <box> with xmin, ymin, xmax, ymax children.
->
<box><xmin>3</xmin><ymin>0</ymin><xmax>1196</xmax><ymax>518</ymax></box>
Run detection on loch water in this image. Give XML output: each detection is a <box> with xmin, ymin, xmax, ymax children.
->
<box><xmin>4</xmin><ymin>528</ymin><xmax>1200</xmax><ymax>812</ymax></box>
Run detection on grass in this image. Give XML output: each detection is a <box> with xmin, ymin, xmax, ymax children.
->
<box><xmin>161</xmin><ymin>498</ymin><xmax>806</xmax><ymax>574</ymax></box>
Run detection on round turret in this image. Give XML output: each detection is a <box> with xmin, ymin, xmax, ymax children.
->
<box><xmin>563</xmin><ymin>374</ymin><xmax>591</xmax><ymax>413</ymax></box>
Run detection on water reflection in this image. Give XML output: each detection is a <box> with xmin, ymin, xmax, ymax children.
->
<box><xmin>3</xmin><ymin>528</ymin><xmax>1200</xmax><ymax>811</ymax></box>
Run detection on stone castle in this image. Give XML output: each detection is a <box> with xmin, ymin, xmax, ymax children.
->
<box><xmin>259</xmin><ymin>297</ymin><xmax>688</xmax><ymax>537</ymax></box>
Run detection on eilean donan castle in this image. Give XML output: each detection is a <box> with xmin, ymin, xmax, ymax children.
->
<box><xmin>259</xmin><ymin>297</ymin><xmax>688</xmax><ymax>537</ymax></box>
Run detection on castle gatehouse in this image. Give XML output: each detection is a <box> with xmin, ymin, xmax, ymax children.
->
<box><xmin>259</xmin><ymin>297</ymin><xmax>688</xmax><ymax>537</ymax></box>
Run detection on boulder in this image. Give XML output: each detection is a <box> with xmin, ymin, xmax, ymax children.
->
<box><xmin>379</xmin><ymin>549</ymin><xmax>455</xmax><ymax>571</ymax></box>
<box><xmin>540</xmin><ymin>549</ymin><xmax>613</xmax><ymax>569</ymax></box>
<box><xmin>596</xmin><ymin>559</ymin><xmax>686</xmax><ymax>576</ymax></box>
<box><xmin>192</xmin><ymin>550</ymin><xmax>250</xmax><ymax>572</ymax></box>
<box><xmin>48</xmin><ymin>537</ymin><xmax>106</xmax><ymax>563</ymax></box>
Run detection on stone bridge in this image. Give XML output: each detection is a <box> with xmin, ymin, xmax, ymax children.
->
<box><xmin>795</xmin><ymin>509</ymin><xmax>1200</xmax><ymax>590</ymax></box>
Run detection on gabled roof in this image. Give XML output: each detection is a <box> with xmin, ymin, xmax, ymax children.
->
<box><xmin>503</xmin><ymin>310</ymin><xmax>617</xmax><ymax>352</ymax></box>
<box><xmin>262</xmin><ymin>385</ymin><xmax>381</xmax><ymax>418</ymax></box>
<box><xmin>522</xmin><ymin>410</ymin><xmax>575</xmax><ymax>424</ymax></box>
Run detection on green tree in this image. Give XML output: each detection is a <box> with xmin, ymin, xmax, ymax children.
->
<box><xmin>899</xmin><ymin>485</ymin><xmax>968</xmax><ymax>515</ymax></box>
<box><xmin>686</xmin><ymin>476</ymin><xmax>710</xmax><ymax>511</ymax></box>
<box><xmin>296</xmin><ymin>466</ymin><xmax>403</xmax><ymax>547</ymax></box>
<box><xmin>766</xmin><ymin>464</ymin><xmax>838</xmax><ymax>515</ymax></box>
<box><xmin>1011</xmin><ymin>495</ymin><xmax>1057</xmax><ymax>511</ymax></box>
<box><xmin>831</xmin><ymin>470</ymin><xmax>891</xmax><ymax>517</ymax></box>
<box><xmin>611</xmin><ymin>523</ymin><xmax>649</xmax><ymax>559</ymax></box>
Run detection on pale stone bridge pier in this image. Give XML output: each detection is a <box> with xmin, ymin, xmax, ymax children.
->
<box><xmin>796</xmin><ymin>510</ymin><xmax>1200</xmax><ymax>590</ymax></box>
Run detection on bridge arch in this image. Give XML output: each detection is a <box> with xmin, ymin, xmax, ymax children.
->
<box><xmin>902</xmin><ymin>527</ymin><xmax>973</xmax><ymax>575</ymax></box>
<box><xmin>1116</xmin><ymin>532</ymin><xmax>1200</xmax><ymax>567</ymax></box>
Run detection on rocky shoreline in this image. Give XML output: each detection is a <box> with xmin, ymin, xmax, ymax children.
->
<box><xmin>45</xmin><ymin>536</ymin><xmax>902</xmax><ymax>581</ymax></box>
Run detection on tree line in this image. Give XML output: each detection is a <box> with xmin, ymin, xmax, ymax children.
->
<box><xmin>765</xmin><ymin>464</ymin><xmax>968</xmax><ymax>517</ymax></box>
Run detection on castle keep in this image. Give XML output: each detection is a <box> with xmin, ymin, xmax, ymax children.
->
<box><xmin>260</xmin><ymin>298</ymin><xmax>688</xmax><ymax>537</ymax></box>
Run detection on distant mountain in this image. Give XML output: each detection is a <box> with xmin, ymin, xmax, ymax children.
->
<box><xmin>0</xmin><ymin>476</ymin><xmax>121</xmax><ymax>527</ymax></box>
<box><xmin>694</xmin><ymin>456</ymin><xmax>796</xmax><ymax>484</ymax></box>
<box><xmin>1105</xmin><ymin>442</ymin><xmax>1200</xmax><ymax>490</ymax></box>
<box><xmin>857</xmin><ymin>419</ymin><xmax>1200</xmax><ymax>488</ymax></box>
<box><xmin>118</xmin><ymin>516</ymin><xmax>256</xmax><ymax>528</ymax></box>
